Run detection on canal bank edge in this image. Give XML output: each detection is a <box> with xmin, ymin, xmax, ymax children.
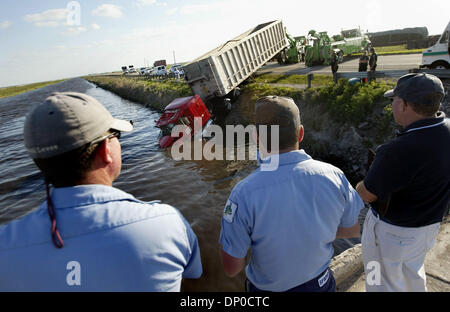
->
<box><xmin>84</xmin><ymin>76</ymin><xmax>192</xmax><ymax>112</ymax></box>
<box><xmin>331</xmin><ymin>215</ymin><xmax>450</xmax><ymax>292</ymax></box>
<box><xmin>0</xmin><ymin>79</ymin><xmax>67</xmax><ymax>99</ymax></box>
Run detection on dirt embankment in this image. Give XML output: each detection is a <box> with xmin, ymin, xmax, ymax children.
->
<box><xmin>85</xmin><ymin>76</ymin><xmax>192</xmax><ymax>112</ymax></box>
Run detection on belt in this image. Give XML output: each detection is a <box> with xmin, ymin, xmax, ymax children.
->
<box><xmin>371</xmin><ymin>208</ymin><xmax>396</xmax><ymax>225</ymax></box>
<box><xmin>246</xmin><ymin>267</ymin><xmax>335</xmax><ymax>292</ymax></box>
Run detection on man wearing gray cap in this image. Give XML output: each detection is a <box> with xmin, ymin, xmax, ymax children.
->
<box><xmin>0</xmin><ymin>92</ymin><xmax>202</xmax><ymax>291</ymax></box>
<box><xmin>356</xmin><ymin>73</ymin><xmax>450</xmax><ymax>291</ymax></box>
<box><xmin>219</xmin><ymin>96</ymin><xmax>363</xmax><ymax>292</ymax></box>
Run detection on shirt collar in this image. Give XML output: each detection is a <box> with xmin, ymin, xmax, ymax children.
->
<box><xmin>399</xmin><ymin>111</ymin><xmax>447</xmax><ymax>136</ymax></box>
<box><xmin>259</xmin><ymin>149</ymin><xmax>312</xmax><ymax>167</ymax></box>
<box><xmin>50</xmin><ymin>184</ymin><xmax>135</xmax><ymax>209</ymax></box>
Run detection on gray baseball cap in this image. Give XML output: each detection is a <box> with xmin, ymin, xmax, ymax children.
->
<box><xmin>384</xmin><ymin>73</ymin><xmax>444</xmax><ymax>103</ymax></box>
<box><xmin>24</xmin><ymin>92</ymin><xmax>133</xmax><ymax>159</ymax></box>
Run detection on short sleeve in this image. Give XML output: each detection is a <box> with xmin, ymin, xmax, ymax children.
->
<box><xmin>219</xmin><ymin>186</ymin><xmax>252</xmax><ymax>259</ymax></box>
<box><xmin>176</xmin><ymin>213</ymin><xmax>203</xmax><ymax>279</ymax></box>
<box><xmin>339</xmin><ymin>173</ymin><xmax>364</xmax><ymax>228</ymax></box>
<box><xmin>364</xmin><ymin>143</ymin><xmax>414</xmax><ymax>201</ymax></box>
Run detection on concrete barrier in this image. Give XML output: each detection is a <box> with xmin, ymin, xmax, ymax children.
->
<box><xmin>330</xmin><ymin>243</ymin><xmax>363</xmax><ymax>287</ymax></box>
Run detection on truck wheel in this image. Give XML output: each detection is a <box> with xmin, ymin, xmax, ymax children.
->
<box><xmin>277</xmin><ymin>50</ymin><xmax>287</xmax><ymax>64</ymax></box>
<box><xmin>431</xmin><ymin>61</ymin><xmax>450</xmax><ymax>69</ymax></box>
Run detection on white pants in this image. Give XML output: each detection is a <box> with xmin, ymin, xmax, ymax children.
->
<box><xmin>361</xmin><ymin>209</ymin><xmax>440</xmax><ymax>292</ymax></box>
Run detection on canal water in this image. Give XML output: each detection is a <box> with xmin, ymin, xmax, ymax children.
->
<box><xmin>0</xmin><ymin>78</ymin><xmax>360</xmax><ymax>291</ymax></box>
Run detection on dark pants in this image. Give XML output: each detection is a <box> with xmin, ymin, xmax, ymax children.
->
<box><xmin>245</xmin><ymin>267</ymin><xmax>336</xmax><ymax>292</ymax></box>
<box><xmin>331</xmin><ymin>63</ymin><xmax>338</xmax><ymax>74</ymax></box>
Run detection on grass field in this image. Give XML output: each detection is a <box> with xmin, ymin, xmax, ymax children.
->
<box><xmin>353</xmin><ymin>44</ymin><xmax>423</xmax><ymax>56</ymax></box>
<box><xmin>253</xmin><ymin>73</ymin><xmax>333</xmax><ymax>86</ymax></box>
<box><xmin>0</xmin><ymin>79</ymin><xmax>67</xmax><ymax>99</ymax></box>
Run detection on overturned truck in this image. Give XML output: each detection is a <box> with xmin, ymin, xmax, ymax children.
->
<box><xmin>157</xmin><ymin>20</ymin><xmax>289</xmax><ymax>148</ymax></box>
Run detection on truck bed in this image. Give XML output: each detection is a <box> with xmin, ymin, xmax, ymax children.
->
<box><xmin>183</xmin><ymin>20</ymin><xmax>288</xmax><ymax>101</ymax></box>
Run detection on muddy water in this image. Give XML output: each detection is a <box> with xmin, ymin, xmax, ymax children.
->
<box><xmin>0</xmin><ymin>78</ymin><xmax>359</xmax><ymax>291</ymax></box>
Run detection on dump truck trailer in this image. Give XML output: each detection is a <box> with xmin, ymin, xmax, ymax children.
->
<box><xmin>183</xmin><ymin>20</ymin><xmax>288</xmax><ymax>101</ymax></box>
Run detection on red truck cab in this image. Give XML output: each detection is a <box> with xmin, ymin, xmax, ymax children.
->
<box><xmin>156</xmin><ymin>95</ymin><xmax>211</xmax><ymax>148</ymax></box>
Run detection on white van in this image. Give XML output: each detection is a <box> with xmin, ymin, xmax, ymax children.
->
<box><xmin>421</xmin><ymin>21</ymin><xmax>450</xmax><ymax>69</ymax></box>
<box><xmin>152</xmin><ymin>65</ymin><xmax>167</xmax><ymax>76</ymax></box>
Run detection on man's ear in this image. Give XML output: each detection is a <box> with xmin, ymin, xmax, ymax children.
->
<box><xmin>402</xmin><ymin>100</ymin><xmax>409</xmax><ymax>112</ymax></box>
<box><xmin>298</xmin><ymin>125</ymin><xmax>304</xmax><ymax>143</ymax></box>
<box><xmin>96</xmin><ymin>140</ymin><xmax>113</xmax><ymax>164</ymax></box>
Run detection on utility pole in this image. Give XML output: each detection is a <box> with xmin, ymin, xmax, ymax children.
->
<box><xmin>173</xmin><ymin>50</ymin><xmax>176</xmax><ymax>65</ymax></box>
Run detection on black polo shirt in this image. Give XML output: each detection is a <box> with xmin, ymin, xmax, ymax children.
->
<box><xmin>365</xmin><ymin>112</ymin><xmax>450</xmax><ymax>227</ymax></box>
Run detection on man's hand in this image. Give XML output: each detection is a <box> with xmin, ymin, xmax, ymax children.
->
<box><xmin>356</xmin><ymin>180</ymin><xmax>377</xmax><ymax>203</ymax></box>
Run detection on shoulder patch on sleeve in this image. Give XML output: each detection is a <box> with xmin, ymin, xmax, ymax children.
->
<box><xmin>223</xmin><ymin>200</ymin><xmax>238</xmax><ymax>223</ymax></box>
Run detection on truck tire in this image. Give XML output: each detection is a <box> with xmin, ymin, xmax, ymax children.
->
<box><xmin>431</xmin><ymin>61</ymin><xmax>450</xmax><ymax>69</ymax></box>
<box><xmin>277</xmin><ymin>50</ymin><xmax>287</xmax><ymax>64</ymax></box>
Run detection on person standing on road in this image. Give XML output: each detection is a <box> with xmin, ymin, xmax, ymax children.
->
<box><xmin>219</xmin><ymin>96</ymin><xmax>364</xmax><ymax>292</ymax></box>
<box><xmin>369</xmin><ymin>48</ymin><xmax>378</xmax><ymax>81</ymax></box>
<box><xmin>359</xmin><ymin>50</ymin><xmax>369</xmax><ymax>83</ymax></box>
<box><xmin>0</xmin><ymin>92</ymin><xmax>202</xmax><ymax>291</ymax></box>
<box><xmin>359</xmin><ymin>50</ymin><xmax>369</xmax><ymax>72</ymax></box>
<box><xmin>330</xmin><ymin>50</ymin><xmax>339</xmax><ymax>75</ymax></box>
<box><xmin>356</xmin><ymin>73</ymin><xmax>450</xmax><ymax>292</ymax></box>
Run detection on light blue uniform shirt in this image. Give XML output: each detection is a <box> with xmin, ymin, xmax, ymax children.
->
<box><xmin>219</xmin><ymin>150</ymin><xmax>363</xmax><ymax>291</ymax></box>
<box><xmin>0</xmin><ymin>185</ymin><xmax>202</xmax><ymax>291</ymax></box>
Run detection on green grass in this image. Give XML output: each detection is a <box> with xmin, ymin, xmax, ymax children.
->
<box><xmin>0</xmin><ymin>79</ymin><xmax>67</xmax><ymax>99</ymax></box>
<box><xmin>253</xmin><ymin>74</ymin><xmax>333</xmax><ymax>86</ymax></box>
<box><xmin>243</xmin><ymin>78</ymin><xmax>396</xmax><ymax>129</ymax></box>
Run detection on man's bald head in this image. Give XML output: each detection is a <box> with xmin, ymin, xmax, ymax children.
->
<box><xmin>255</xmin><ymin>96</ymin><xmax>302</xmax><ymax>152</ymax></box>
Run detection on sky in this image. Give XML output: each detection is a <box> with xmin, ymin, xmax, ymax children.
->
<box><xmin>0</xmin><ymin>0</ymin><xmax>449</xmax><ymax>87</ymax></box>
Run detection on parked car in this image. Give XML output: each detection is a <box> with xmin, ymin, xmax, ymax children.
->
<box><xmin>121</xmin><ymin>66</ymin><xmax>128</xmax><ymax>74</ymax></box>
<box><xmin>169</xmin><ymin>64</ymin><xmax>184</xmax><ymax>75</ymax></box>
<box><xmin>138</xmin><ymin>67</ymin><xmax>147</xmax><ymax>75</ymax></box>
<box><xmin>128</xmin><ymin>65</ymin><xmax>136</xmax><ymax>73</ymax></box>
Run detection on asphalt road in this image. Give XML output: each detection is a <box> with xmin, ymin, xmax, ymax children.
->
<box><xmin>257</xmin><ymin>53</ymin><xmax>423</xmax><ymax>76</ymax></box>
